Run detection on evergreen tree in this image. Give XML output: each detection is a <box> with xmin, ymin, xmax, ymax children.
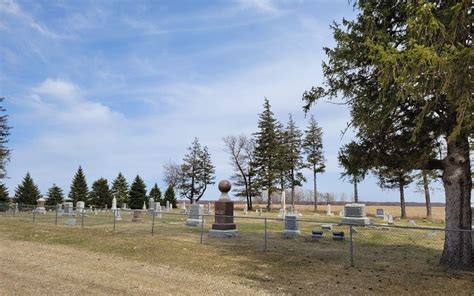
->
<box><xmin>302</xmin><ymin>115</ymin><xmax>325</xmax><ymax>211</ymax></box>
<box><xmin>164</xmin><ymin>185</ymin><xmax>177</xmax><ymax>208</ymax></box>
<box><xmin>0</xmin><ymin>183</ymin><xmax>9</xmax><ymax>204</ymax></box>
<box><xmin>89</xmin><ymin>178</ymin><xmax>112</xmax><ymax>208</ymax></box>
<box><xmin>283</xmin><ymin>114</ymin><xmax>306</xmax><ymax>207</ymax></box>
<box><xmin>253</xmin><ymin>98</ymin><xmax>281</xmax><ymax>211</ymax></box>
<box><xmin>377</xmin><ymin>167</ymin><xmax>413</xmax><ymax>219</ymax></box>
<box><xmin>45</xmin><ymin>184</ymin><xmax>64</xmax><ymax>206</ymax></box>
<box><xmin>179</xmin><ymin>138</ymin><xmax>215</xmax><ymax>203</ymax></box>
<box><xmin>128</xmin><ymin>175</ymin><xmax>147</xmax><ymax>209</ymax></box>
<box><xmin>68</xmin><ymin>166</ymin><xmax>88</xmax><ymax>205</ymax></box>
<box><xmin>14</xmin><ymin>172</ymin><xmax>41</xmax><ymax>205</ymax></box>
<box><xmin>414</xmin><ymin>170</ymin><xmax>439</xmax><ymax>221</ymax></box>
<box><xmin>149</xmin><ymin>183</ymin><xmax>162</xmax><ymax>206</ymax></box>
<box><xmin>338</xmin><ymin>141</ymin><xmax>368</xmax><ymax>203</ymax></box>
<box><xmin>303</xmin><ymin>1</ymin><xmax>473</xmax><ymax>267</ymax></box>
<box><xmin>0</xmin><ymin>98</ymin><xmax>11</xmax><ymax>180</ymax></box>
<box><xmin>111</xmin><ymin>173</ymin><xmax>129</xmax><ymax>206</ymax></box>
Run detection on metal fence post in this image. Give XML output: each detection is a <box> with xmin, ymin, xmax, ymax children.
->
<box><xmin>200</xmin><ymin>214</ymin><xmax>205</xmax><ymax>244</ymax></box>
<box><xmin>264</xmin><ymin>218</ymin><xmax>268</xmax><ymax>251</ymax></box>
<box><xmin>151</xmin><ymin>211</ymin><xmax>155</xmax><ymax>236</ymax></box>
<box><xmin>113</xmin><ymin>209</ymin><xmax>116</xmax><ymax>232</ymax></box>
<box><xmin>349</xmin><ymin>225</ymin><xmax>354</xmax><ymax>267</ymax></box>
<box><xmin>33</xmin><ymin>206</ymin><xmax>36</xmax><ymax>223</ymax></box>
<box><xmin>81</xmin><ymin>208</ymin><xmax>84</xmax><ymax>229</ymax></box>
<box><xmin>55</xmin><ymin>205</ymin><xmax>58</xmax><ymax>226</ymax></box>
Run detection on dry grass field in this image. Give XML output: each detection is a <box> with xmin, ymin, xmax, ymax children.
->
<box><xmin>0</xmin><ymin>209</ymin><xmax>472</xmax><ymax>295</ymax></box>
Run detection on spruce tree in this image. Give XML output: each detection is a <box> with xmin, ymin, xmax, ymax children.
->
<box><xmin>338</xmin><ymin>141</ymin><xmax>368</xmax><ymax>203</ymax></box>
<box><xmin>253</xmin><ymin>98</ymin><xmax>280</xmax><ymax>211</ymax></box>
<box><xmin>149</xmin><ymin>183</ymin><xmax>162</xmax><ymax>206</ymax></box>
<box><xmin>0</xmin><ymin>183</ymin><xmax>9</xmax><ymax>204</ymax></box>
<box><xmin>14</xmin><ymin>172</ymin><xmax>41</xmax><ymax>205</ymax></box>
<box><xmin>377</xmin><ymin>167</ymin><xmax>413</xmax><ymax>219</ymax></box>
<box><xmin>283</xmin><ymin>114</ymin><xmax>306</xmax><ymax>207</ymax></box>
<box><xmin>45</xmin><ymin>184</ymin><xmax>64</xmax><ymax>206</ymax></box>
<box><xmin>89</xmin><ymin>178</ymin><xmax>112</xmax><ymax>208</ymax></box>
<box><xmin>0</xmin><ymin>98</ymin><xmax>11</xmax><ymax>180</ymax></box>
<box><xmin>302</xmin><ymin>115</ymin><xmax>325</xmax><ymax>211</ymax></box>
<box><xmin>68</xmin><ymin>166</ymin><xmax>88</xmax><ymax>205</ymax></box>
<box><xmin>128</xmin><ymin>175</ymin><xmax>147</xmax><ymax>209</ymax></box>
<box><xmin>164</xmin><ymin>185</ymin><xmax>177</xmax><ymax>209</ymax></box>
<box><xmin>111</xmin><ymin>172</ymin><xmax>129</xmax><ymax>206</ymax></box>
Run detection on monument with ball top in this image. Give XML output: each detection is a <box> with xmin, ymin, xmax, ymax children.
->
<box><xmin>208</xmin><ymin>180</ymin><xmax>239</xmax><ymax>238</ymax></box>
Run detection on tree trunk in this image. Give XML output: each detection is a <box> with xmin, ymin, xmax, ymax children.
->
<box><xmin>267</xmin><ymin>187</ymin><xmax>272</xmax><ymax>212</ymax></box>
<box><xmin>353</xmin><ymin>181</ymin><xmax>358</xmax><ymax>203</ymax></box>
<box><xmin>399</xmin><ymin>182</ymin><xmax>407</xmax><ymax>219</ymax></box>
<box><xmin>248</xmin><ymin>175</ymin><xmax>253</xmax><ymax>211</ymax></box>
<box><xmin>313</xmin><ymin>167</ymin><xmax>318</xmax><ymax>212</ymax></box>
<box><xmin>440</xmin><ymin>134</ymin><xmax>472</xmax><ymax>268</ymax></box>
<box><xmin>422</xmin><ymin>170</ymin><xmax>432</xmax><ymax>221</ymax></box>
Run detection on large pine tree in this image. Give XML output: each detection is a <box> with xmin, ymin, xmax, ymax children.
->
<box><xmin>163</xmin><ymin>185</ymin><xmax>177</xmax><ymax>209</ymax></box>
<box><xmin>149</xmin><ymin>183</ymin><xmax>162</xmax><ymax>206</ymax></box>
<box><xmin>14</xmin><ymin>172</ymin><xmax>42</xmax><ymax>205</ymax></box>
<box><xmin>302</xmin><ymin>115</ymin><xmax>325</xmax><ymax>211</ymax></box>
<box><xmin>128</xmin><ymin>175</ymin><xmax>147</xmax><ymax>209</ymax></box>
<box><xmin>0</xmin><ymin>183</ymin><xmax>9</xmax><ymax>204</ymax></box>
<box><xmin>338</xmin><ymin>141</ymin><xmax>368</xmax><ymax>204</ymax></box>
<box><xmin>303</xmin><ymin>0</ymin><xmax>473</xmax><ymax>267</ymax></box>
<box><xmin>253</xmin><ymin>98</ymin><xmax>281</xmax><ymax>211</ymax></box>
<box><xmin>111</xmin><ymin>173</ymin><xmax>129</xmax><ymax>206</ymax></box>
<box><xmin>45</xmin><ymin>184</ymin><xmax>64</xmax><ymax>206</ymax></box>
<box><xmin>89</xmin><ymin>178</ymin><xmax>112</xmax><ymax>208</ymax></box>
<box><xmin>68</xmin><ymin>166</ymin><xmax>88</xmax><ymax>205</ymax></box>
<box><xmin>283</xmin><ymin>114</ymin><xmax>306</xmax><ymax>207</ymax></box>
<box><xmin>0</xmin><ymin>98</ymin><xmax>11</xmax><ymax>180</ymax></box>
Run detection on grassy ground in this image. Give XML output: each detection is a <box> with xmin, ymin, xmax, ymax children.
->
<box><xmin>0</xmin><ymin>211</ymin><xmax>472</xmax><ymax>295</ymax></box>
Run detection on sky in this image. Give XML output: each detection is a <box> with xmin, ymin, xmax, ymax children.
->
<box><xmin>0</xmin><ymin>0</ymin><xmax>446</xmax><ymax>203</ymax></box>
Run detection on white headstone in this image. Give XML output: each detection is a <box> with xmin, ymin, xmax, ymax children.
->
<box><xmin>326</xmin><ymin>204</ymin><xmax>333</xmax><ymax>216</ymax></box>
<box><xmin>243</xmin><ymin>204</ymin><xmax>248</xmax><ymax>215</ymax></box>
<box><xmin>111</xmin><ymin>197</ymin><xmax>117</xmax><ymax>210</ymax></box>
<box><xmin>281</xmin><ymin>191</ymin><xmax>286</xmax><ymax>216</ymax></box>
<box><xmin>166</xmin><ymin>201</ymin><xmax>170</xmax><ymax>212</ymax></box>
<box><xmin>149</xmin><ymin>198</ymin><xmax>154</xmax><ymax>211</ymax></box>
<box><xmin>388</xmin><ymin>214</ymin><xmax>394</xmax><ymax>224</ymax></box>
<box><xmin>114</xmin><ymin>208</ymin><xmax>122</xmax><ymax>221</ymax></box>
<box><xmin>76</xmin><ymin>201</ymin><xmax>85</xmax><ymax>213</ymax></box>
<box><xmin>142</xmin><ymin>201</ymin><xmax>147</xmax><ymax>210</ymax></box>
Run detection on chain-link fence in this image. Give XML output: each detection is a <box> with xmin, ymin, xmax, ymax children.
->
<box><xmin>1</xmin><ymin>202</ymin><xmax>472</xmax><ymax>270</ymax></box>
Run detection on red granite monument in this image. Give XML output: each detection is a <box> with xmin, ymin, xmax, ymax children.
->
<box><xmin>209</xmin><ymin>180</ymin><xmax>239</xmax><ymax>237</ymax></box>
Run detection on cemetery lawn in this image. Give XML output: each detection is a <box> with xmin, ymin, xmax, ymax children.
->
<box><xmin>1</xmin><ymin>219</ymin><xmax>473</xmax><ymax>295</ymax></box>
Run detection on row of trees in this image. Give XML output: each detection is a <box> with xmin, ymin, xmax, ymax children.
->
<box><xmin>162</xmin><ymin>99</ymin><xmax>325</xmax><ymax>211</ymax></box>
<box><xmin>222</xmin><ymin>99</ymin><xmax>325</xmax><ymax>211</ymax></box>
<box><xmin>5</xmin><ymin>168</ymin><xmax>177</xmax><ymax>209</ymax></box>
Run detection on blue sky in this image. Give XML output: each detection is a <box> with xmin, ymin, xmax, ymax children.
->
<box><xmin>0</xmin><ymin>0</ymin><xmax>445</xmax><ymax>203</ymax></box>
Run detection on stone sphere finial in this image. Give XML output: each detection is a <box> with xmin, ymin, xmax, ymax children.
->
<box><xmin>218</xmin><ymin>180</ymin><xmax>231</xmax><ymax>193</ymax></box>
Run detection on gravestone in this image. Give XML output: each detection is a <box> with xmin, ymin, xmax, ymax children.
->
<box><xmin>148</xmin><ymin>198</ymin><xmax>154</xmax><ymax>212</ymax></box>
<box><xmin>375</xmin><ymin>208</ymin><xmax>385</xmax><ymax>218</ymax></box>
<box><xmin>122</xmin><ymin>203</ymin><xmax>127</xmax><ymax>209</ymax></box>
<box><xmin>65</xmin><ymin>219</ymin><xmax>76</xmax><ymax>225</ymax></box>
<box><xmin>76</xmin><ymin>201</ymin><xmax>85</xmax><ymax>214</ymax></box>
<box><xmin>114</xmin><ymin>209</ymin><xmax>122</xmax><ymax>221</ymax></box>
<box><xmin>277</xmin><ymin>208</ymin><xmax>285</xmax><ymax>219</ymax></box>
<box><xmin>311</xmin><ymin>230</ymin><xmax>324</xmax><ymax>239</ymax></box>
<box><xmin>63</xmin><ymin>202</ymin><xmax>73</xmax><ymax>216</ymax></box>
<box><xmin>283</xmin><ymin>213</ymin><xmax>300</xmax><ymax>238</ymax></box>
<box><xmin>57</xmin><ymin>204</ymin><xmax>63</xmax><ymax>214</ymax></box>
<box><xmin>112</xmin><ymin>197</ymin><xmax>117</xmax><ymax>210</ymax></box>
<box><xmin>181</xmin><ymin>201</ymin><xmax>187</xmax><ymax>214</ymax></box>
<box><xmin>388</xmin><ymin>214</ymin><xmax>394</xmax><ymax>224</ymax></box>
<box><xmin>166</xmin><ymin>201</ymin><xmax>170</xmax><ymax>212</ymax></box>
<box><xmin>341</xmin><ymin>203</ymin><xmax>371</xmax><ymax>225</ymax></box>
<box><xmin>281</xmin><ymin>190</ymin><xmax>286</xmax><ymax>215</ymax></box>
<box><xmin>321</xmin><ymin>224</ymin><xmax>333</xmax><ymax>231</ymax></box>
<box><xmin>36</xmin><ymin>198</ymin><xmax>46</xmax><ymax>214</ymax></box>
<box><xmin>186</xmin><ymin>204</ymin><xmax>203</xmax><ymax>226</ymax></box>
<box><xmin>153</xmin><ymin>203</ymin><xmax>162</xmax><ymax>218</ymax></box>
<box><xmin>14</xmin><ymin>202</ymin><xmax>19</xmax><ymax>213</ymax></box>
<box><xmin>326</xmin><ymin>204</ymin><xmax>333</xmax><ymax>216</ymax></box>
<box><xmin>333</xmin><ymin>231</ymin><xmax>345</xmax><ymax>241</ymax></box>
<box><xmin>408</xmin><ymin>220</ymin><xmax>417</xmax><ymax>227</ymax></box>
<box><xmin>243</xmin><ymin>204</ymin><xmax>248</xmax><ymax>215</ymax></box>
<box><xmin>132</xmin><ymin>210</ymin><xmax>143</xmax><ymax>222</ymax></box>
<box><xmin>142</xmin><ymin>202</ymin><xmax>147</xmax><ymax>211</ymax></box>
<box><xmin>209</xmin><ymin>180</ymin><xmax>239</xmax><ymax>238</ymax></box>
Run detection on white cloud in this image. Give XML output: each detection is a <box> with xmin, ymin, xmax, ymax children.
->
<box><xmin>235</xmin><ymin>0</ymin><xmax>280</xmax><ymax>13</ymax></box>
